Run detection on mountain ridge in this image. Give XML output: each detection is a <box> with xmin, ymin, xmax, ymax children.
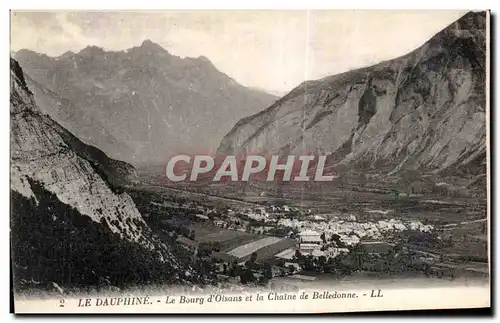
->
<box><xmin>13</xmin><ymin>40</ymin><xmax>278</xmax><ymax>165</ymax></box>
<box><xmin>217</xmin><ymin>11</ymin><xmax>487</xmax><ymax>181</ymax></box>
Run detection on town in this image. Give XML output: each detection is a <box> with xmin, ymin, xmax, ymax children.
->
<box><xmin>130</xmin><ymin>189</ymin><xmax>477</xmax><ymax>290</ymax></box>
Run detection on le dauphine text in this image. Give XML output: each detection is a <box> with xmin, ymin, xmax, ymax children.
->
<box><xmin>75</xmin><ymin>290</ymin><xmax>383</xmax><ymax>307</ymax></box>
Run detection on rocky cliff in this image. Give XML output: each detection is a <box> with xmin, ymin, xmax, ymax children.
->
<box><xmin>218</xmin><ymin>12</ymin><xmax>487</xmax><ymax>179</ymax></box>
<box><xmin>13</xmin><ymin>41</ymin><xmax>278</xmax><ymax>165</ymax></box>
<box><xmin>10</xmin><ymin>58</ymin><xmax>201</xmax><ymax>291</ymax></box>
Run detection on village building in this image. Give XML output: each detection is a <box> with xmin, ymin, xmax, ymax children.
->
<box><xmin>325</xmin><ymin>247</ymin><xmax>350</xmax><ymax>258</ymax></box>
<box><xmin>297</xmin><ymin>229</ymin><xmax>322</xmax><ymax>254</ymax></box>
<box><xmin>311</xmin><ymin>249</ymin><xmax>326</xmax><ymax>258</ymax></box>
<box><xmin>214</xmin><ymin>220</ymin><xmax>227</xmax><ymax>228</ymax></box>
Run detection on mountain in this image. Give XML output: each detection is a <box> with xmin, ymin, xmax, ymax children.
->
<box><xmin>218</xmin><ymin>12</ymin><xmax>487</xmax><ymax>180</ymax></box>
<box><xmin>13</xmin><ymin>40</ymin><xmax>278</xmax><ymax>165</ymax></box>
<box><xmin>10</xmin><ymin>58</ymin><xmax>204</xmax><ymax>292</ymax></box>
<box><xmin>23</xmin><ymin>74</ymin><xmax>135</xmax><ymax>163</ymax></box>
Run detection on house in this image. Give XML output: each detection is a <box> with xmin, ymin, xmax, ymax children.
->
<box><xmin>325</xmin><ymin>247</ymin><xmax>350</xmax><ymax>258</ymax></box>
<box><xmin>341</xmin><ymin>235</ymin><xmax>360</xmax><ymax>246</ymax></box>
<box><xmin>298</xmin><ymin>229</ymin><xmax>322</xmax><ymax>244</ymax></box>
<box><xmin>311</xmin><ymin>249</ymin><xmax>326</xmax><ymax>258</ymax></box>
<box><xmin>299</xmin><ymin>243</ymin><xmax>322</xmax><ymax>254</ymax></box>
<box><xmin>297</xmin><ymin>230</ymin><xmax>322</xmax><ymax>254</ymax></box>
<box><xmin>214</xmin><ymin>220</ymin><xmax>227</xmax><ymax>228</ymax></box>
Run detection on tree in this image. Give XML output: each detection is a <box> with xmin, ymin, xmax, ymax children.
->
<box><xmin>350</xmin><ymin>244</ymin><xmax>369</xmax><ymax>271</ymax></box>
<box><xmin>263</xmin><ymin>263</ymin><xmax>273</xmax><ymax>280</ymax></box>
<box><xmin>294</xmin><ymin>249</ymin><xmax>301</xmax><ymax>258</ymax></box>
<box><xmin>320</xmin><ymin>232</ymin><xmax>326</xmax><ymax>243</ymax></box>
<box><xmin>229</xmin><ymin>260</ymin><xmax>238</xmax><ymax>277</ymax></box>
<box><xmin>330</xmin><ymin>234</ymin><xmax>345</xmax><ymax>247</ymax></box>
<box><xmin>245</xmin><ymin>259</ymin><xmax>255</xmax><ymax>270</ymax></box>
<box><xmin>189</xmin><ymin>230</ymin><xmax>196</xmax><ymax>240</ymax></box>
<box><xmin>318</xmin><ymin>256</ymin><xmax>327</xmax><ymax>271</ymax></box>
<box><xmin>293</xmin><ymin>249</ymin><xmax>302</xmax><ymax>262</ymax></box>
<box><xmin>251</xmin><ymin>252</ymin><xmax>258</xmax><ymax>263</ymax></box>
<box><xmin>240</xmin><ymin>268</ymin><xmax>255</xmax><ymax>284</ymax></box>
<box><xmin>303</xmin><ymin>255</ymin><xmax>315</xmax><ymax>271</ymax></box>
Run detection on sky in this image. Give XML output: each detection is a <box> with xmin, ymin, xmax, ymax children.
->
<box><xmin>10</xmin><ymin>10</ymin><xmax>467</xmax><ymax>95</ymax></box>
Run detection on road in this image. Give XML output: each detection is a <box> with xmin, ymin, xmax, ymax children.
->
<box><xmin>439</xmin><ymin>218</ymin><xmax>487</xmax><ymax>230</ymax></box>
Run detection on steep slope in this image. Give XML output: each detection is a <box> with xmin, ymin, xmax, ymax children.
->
<box><xmin>23</xmin><ymin>74</ymin><xmax>134</xmax><ymax>162</ymax></box>
<box><xmin>218</xmin><ymin>12</ymin><xmax>487</xmax><ymax>178</ymax></box>
<box><xmin>13</xmin><ymin>41</ymin><xmax>278</xmax><ymax>165</ymax></box>
<box><xmin>10</xmin><ymin>58</ymin><xmax>202</xmax><ymax>292</ymax></box>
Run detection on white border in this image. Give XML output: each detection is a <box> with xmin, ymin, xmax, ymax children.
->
<box><xmin>2</xmin><ymin>1</ymin><xmax>498</xmax><ymax>322</ymax></box>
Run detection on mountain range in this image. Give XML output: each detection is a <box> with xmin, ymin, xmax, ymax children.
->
<box><xmin>218</xmin><ymin>11</ymin><xmax>487</xmax><ymax>181</ymax></box>
<box><xmin>13</xmin><ymin>40</ymin><xmax>278</xmax><ymax>165</ymax></box>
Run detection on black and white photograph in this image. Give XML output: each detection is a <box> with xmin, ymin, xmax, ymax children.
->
<box><xmin>9</xmin><ymin>9</ymin><xmax>491</xmax><ymax>313</ymax></box>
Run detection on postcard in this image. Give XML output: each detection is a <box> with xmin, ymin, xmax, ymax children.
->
<box><xmin>9</xmin><ymin>9</ymin><xmax>490</xmax><ymax>313</ymax></box>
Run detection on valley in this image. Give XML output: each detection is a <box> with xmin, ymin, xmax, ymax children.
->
<box><xmin>125</xmin><ymin>172</ymin><xmax>488</xmax><ymax>289</ymax></box>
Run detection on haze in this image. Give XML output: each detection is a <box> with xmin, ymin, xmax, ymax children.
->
<box><xmin>10</xmin><ymin>10</ymin><xmax>467</xmax><ymax>95</ymax></box>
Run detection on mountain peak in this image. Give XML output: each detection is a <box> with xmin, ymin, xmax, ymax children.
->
<box><xmin>78</xmin><ymin>45</ymin><xmax>105</xmax><ymax>56</ymax></box>
<box><xmin>456</xmin><ymin>10</ymin><xmax>487</xmax><ymax>29</ymax></box>
<box><xmin>140</xmin><ymin>39</ymin><xmax>167</xmax><ymax>52</ymax></box>
<box><xmin>60</xmin><ymin>50</ymin><xmax>75</xmax><ymax>58</ymax></box>
<box><xmin>12</xmin><ymin>48</ymin><xmax>40</xmax><ymax>58</ymax></box>
<box><xmin>197</xmin><ymin>55</ymin><xmax>211</xmax><ymax>63</ymax></box>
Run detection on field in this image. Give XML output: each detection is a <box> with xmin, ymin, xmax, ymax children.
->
<box><xmin>238</xmin><ymin>238</ymin><xmax>297</xmax><ymax>263</ymax></box>
<box><xmin>180</xmin><ymin>222</ymin><xmax>297</xmax><ymax>262</ymax></box>
<box><xmin>275</xmin><ymin>248</ymin><xmax>295</xmax><ymax>260</ymax></box>
<box><xmin>227</xmin><ymin>237</ymin><xmax>284</xmax><ymax>258</ymax></box>
<box><xmin>186</xmin><ymin>222</ymin><xmax>262</xmax><ymax>252</ymax></box>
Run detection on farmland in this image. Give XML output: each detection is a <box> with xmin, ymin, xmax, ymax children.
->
<box><xmin>186</xmin><ymin>222</ymin><xmax>262</xmax><ymax>252</ymax></box>
<box><xmin>172</xmin><ymin>222</ymin><xmax>296</xmax><ymax>262</ymax></box>
<box><xmin>227</xmin><ymin>237</ymin><xmax>284</xmax><ymax>258</ymax></box>
<box><xmin>127</xmin><ymin>173</ymin><xmax>489</xmax><ymax>285</ymax></box>
<box><xmin>237</xmin><ymin>238</ymin><xmax>297</xmax><ymax>263</ymax></box>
